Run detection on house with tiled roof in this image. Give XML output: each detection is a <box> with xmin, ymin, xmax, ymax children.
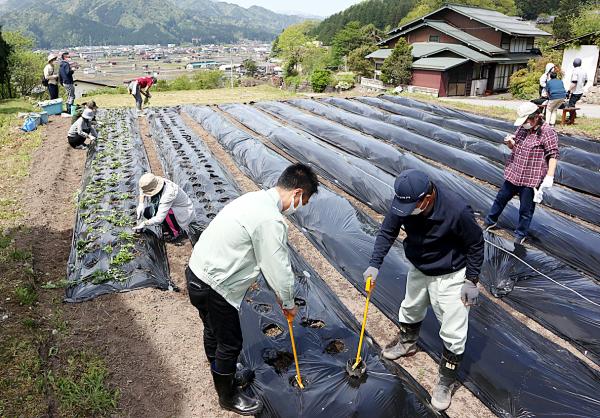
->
<box><xmin>366</xmin><ymin>4</ymin><xmax>551</xmax><ymax>96</ymax></box>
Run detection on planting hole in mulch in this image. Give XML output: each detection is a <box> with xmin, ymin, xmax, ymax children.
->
<box><xmin>262</xmin><ymin>323</ymin><xmax>284</xmax><ymax>338</ymax></box>
<box><xmin>216</xmin><ymin>189</ymin><xmax>225</xmax><ymax>194</ymax></box>
<box><xmin>218</xmin><ymin>198</ymin><xmax>229</xmax><ymax>203</ymax></box>
<box><xmin>301</xmin><ymin>318</ymin><xmax>326</xmax><ymax>329</ymax></box>
<box><xmin>289</xmin><ymin>375</ymin><xmax>307</xmax><ymax>388</ymax></box>
<box><xmin>206</xmin><ymin>213</ymin><xmax>216</xmax><ymax>219</ymax></box>
<box><xmin>195</xmin><ymin>191</ymin><xmax>205</xmax><ymax>198</ymax></box>
<box><xmin>214</xmin><ymin>181</ymin><xmax>224</xmax><ymax>185</ymax></box>
<box><xmin>294</xmin><ymin>298</ymin><xmax>306</xmax><ymax>307</ymax></box>
<box><xmin>205</xmin><ymin>164</ymin><xmax>212</xmax><ymax>168</ymax></box>
<box><xmin>253</xmin><ymin>303</ymin><xmax>272</xmax><ymax>314</ymax></box>
<box><xmin>325</xmin><ymin>340</ymin><xmax>346</xmax><ymax>354</ymax></box>
<box><xmin>262</xmin><ymin>349</ymin><xmax>294</xmax><ymax>373</ymax></box>
<box><xmin>210</xmin><ymin>173</ymin><xmax>219</xmax><ymax>179</ymax></box>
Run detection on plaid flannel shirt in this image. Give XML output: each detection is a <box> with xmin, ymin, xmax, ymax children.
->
<box><xmin>504</xmin><ymin>123</ymin><xmax>559</xmax><ymax>188</ymax></box>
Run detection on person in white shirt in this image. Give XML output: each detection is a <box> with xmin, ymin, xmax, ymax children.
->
<box><xmin>538</xmin><ymin>62</ymin><xmax>556</xmax><ymax>97</ymax></box>
<box><xmin>133</xmin><ymin>173</ymin><xmax>199</xmax><ymax>244</ymax></box>
<box><xmin>568</xmin><ymin>57</ymin><xmax>589</xmax><ymax>107</ymax></box>
<box><xmin>66</xmin><ymin>108</ymin><xmax>97</xmax><ymax>149</ymax></box>
<box><xmin>186</xmin><ymin>163</ymin><xmax>319</xmax><ymax>416</ymax></box>
<box><xmin>43</xmin><ymin>54</ymin><xmax>59</xmax><ymax>99</ymax></box>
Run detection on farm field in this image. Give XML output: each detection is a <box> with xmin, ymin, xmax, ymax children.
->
<box><xmin>1</xmin><ymin>93</ymin><xmax>599</xmax><ymax>417</ymax></box>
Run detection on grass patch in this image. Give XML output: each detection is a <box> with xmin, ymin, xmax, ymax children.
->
<box><xmin>48</xmin><ymin>352</ymin><xmax>120</xmax><ymax>418</ymax></box>
<box><xmin>0</xmin><ymin>98</ymin><xmax>35</xmax><ymax>115</ymax></box>
<box><xmin>81</xmin><ymin>84</ymin><xmax>297</xmax><ymax>108</ymax></box>
<box><xmin>14</xmin><ymin>284</ymin><xmax>38</xmax><ymax>306</ymax></box>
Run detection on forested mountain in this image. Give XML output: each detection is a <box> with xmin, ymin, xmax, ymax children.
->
<box><xmin>310</xmin><ymin>0</ymin><xmax>417</xmax><ymax>44</ymax></box>
<box><xmin>0</xmin><ymin>0</ymin><xmax>305</xmax><ymax>48</ymax></box>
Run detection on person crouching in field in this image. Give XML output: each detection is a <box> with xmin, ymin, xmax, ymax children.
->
<box><xmin>133</xmin><ymin>173</ymin><xmax>201</xmax><ymax>245</ymax></box>
<box><xmin>127</xmin><ymin>75</ymin><xmax>157</xmax><ymax>116</ymax></box>
<box><xmin>67</xmin><ymin>108</ymin><xmax>97</xmax><ymax>149</ymax></box>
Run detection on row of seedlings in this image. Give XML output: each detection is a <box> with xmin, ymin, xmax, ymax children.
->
<box><xmin>66</xmin><ymin>109</ymin><xmax>172</xmax><ymax>302</ymax></box>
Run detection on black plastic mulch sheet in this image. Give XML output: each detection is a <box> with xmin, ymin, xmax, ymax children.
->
<box><xmin>188</xmin><ymin>105</ymin><xmax>600</xmax><ymax>418</ymax></box>
<box><xmin>65</xmin><ymin>109</ymin><xmax>172</xmax><ymax>302</ymax></box>
<box><xmin>147</xmin><ymin>107</ymin><xmax>239</xmax><ymax>226</ymax></box>
<box><xmin>330</xmin><ymin>96</ymin><xmax>600</xmax><ymax>216</ymax></box>
<box><xmin>148</xmin><ymin>106</ymin><xmax>438</xmax><ymax>417</ymax></box>
<box><xmin>359</xmin><ymin>96</ymin><xmax>600</xmax><ymax>173</ymax></box>
<box><xmin>283</xmin><ymin>98</ymin><xmax>600</xmax><ymax>278</ymax></box>
<box><xmin>287</xmin><ymin>98</ymin><xmax>600</xmax><ymax>224</ymax></box>
<box><xmin>380</xmin><ymin>94</ymin><xmax>600</xmax><ymax>156</ymax></box>
<box><xmin>220</xmin><ymin>102</ymin><xmax>600</xmax><ymax>365</ymax></box>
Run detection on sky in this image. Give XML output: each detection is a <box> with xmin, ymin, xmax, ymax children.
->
<box><xmin>223</xmin><ymin>0</ymin><xmax>363</xmax><ymax>17</ymax></box>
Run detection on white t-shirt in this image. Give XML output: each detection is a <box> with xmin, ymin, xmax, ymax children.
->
<box><xmin>571</xmin><ymin>67</ymin><xmax>588</xmax><ymax>94</ymax></box>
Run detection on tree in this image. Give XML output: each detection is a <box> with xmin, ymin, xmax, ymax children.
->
<box><xmin>381</xmin><ymin>38</ymin><xmax>413</xmax><ymax>85</ymax></box>
<box><xmin>3</xmin><ymin>31</ymin><xmax>45</xmax><ymax>97</ymax></box>
<box><xmin>571</xmin><ymin>4</ymin><xmax>600</xmax><ymax>37</ymax></box>
<box><xmin>0</xmin><ymin>27</ymin><xmax>13</xmax><ymax>99</ymax></box>
<box><xmin>348</xmin><ymin>44</ymin><xmax>377</xmax><ymax>78</ymax></box>
<box><xmin>243</xmin><ymin>59</ymin><xmax>258</xmax><ymax>77</ymax></box>
<box><xmin>515</xmin><ymin>0</ymin><xmax>560</xmax><ymax>20</ymax></box>
<box><xmin>331</xmin><ymin>21</ymin><xmax>382</xmax><ymax>64</ymax></box>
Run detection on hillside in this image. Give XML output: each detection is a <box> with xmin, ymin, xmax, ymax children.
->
<box><xmin>310</xmin><ymin>0</ymin><xmax>417</xmax><ymax>44</ymax></box>
<box><xmin>0</xmin><ymin>0</ymin><xmax>305</xmax><ymax>48</ymax></box>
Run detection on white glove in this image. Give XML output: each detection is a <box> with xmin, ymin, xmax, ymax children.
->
<box><xmin>533</xmin><ymin>187</ymin><xmax>544</xmax><ymax>203</ymax></box>
<box><xmin>363</xmin><ymin>266</ymin><xmax>379</xmax><ymax>284</ymax></box>
<box><xmin>540</xmin><ymin>176</ymin><xmax>554</xmax><ymax>190</ymax></box>
<box><xmin>88</xmin><ymin>135</ymin><xmax>96</xmax><ymax>142</ymax></box>
<box><xmin>136</xmin><ymin>203</ymin><xmax>144</xmax><ymax>220</ymax></box>
<box><xmin>133</xmin><ymin>221</ymin><xmax>146</xmax><ymax>232</ymax></box>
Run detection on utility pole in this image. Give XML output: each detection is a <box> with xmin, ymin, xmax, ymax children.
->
<box><xmin>230</xmin><ymin>47</ymin><xmax>234</xmax><ymax>89</ymax></box>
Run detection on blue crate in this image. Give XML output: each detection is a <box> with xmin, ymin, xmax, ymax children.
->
<box><xmin>39</xmin><ymin>98</ymin><xmax>63</xmax><ymax>116</ymax></box>
<box><xmin>39</xmin><ymin>111</ymin><xmax>49</xmax><ymax>124</ymax></box>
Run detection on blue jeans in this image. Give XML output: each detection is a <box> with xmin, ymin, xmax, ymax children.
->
<box><xmin>486</xmin><ymin>180</ymin><xmax>536</xmax><ymax>239</ymax></box>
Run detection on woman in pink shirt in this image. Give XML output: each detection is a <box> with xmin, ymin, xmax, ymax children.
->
<box><xmin>127</xmin><ymin>75</ymin><xmax>157</xmax><ymax>115</ymax></box>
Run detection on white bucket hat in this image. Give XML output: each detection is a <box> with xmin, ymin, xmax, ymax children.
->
<box><xmin>47</xmin><ymin>53</ymin><xmax>57</xmax><ymax>63</ymax></box>
<box><xmin>81</xmin><ymin>108</ymin><xmax>95</xmax><ymax>120</ymax></box>
<box><xmin>139</xmin><ymin>173</ymin><xmax>165</xmax><ymax>196</ymax></box>
<box><xmin>514</xmin><ymin>102</ymin><xmax>539</xmax><ymax>126</ymax></box>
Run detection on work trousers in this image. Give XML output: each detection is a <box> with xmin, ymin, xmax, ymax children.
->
<box><xmin>186</xmin><ymin>267</ymin><xmax>242</xmax><ymax>374</ymax></box>
<box><xmin>143</xmin><ymin>207</ymin><xmax>184</xmax><ymax>238</ymax></box>
<box><xmin>486</xmin><ymin>180</ymin><xmax>536</xmax><ymax>239</ymax></box>
<box><xmin>48</xmin><ymin>84</ymin><xmax>59</xmax><ymax>100</ymax></box>
<box><xmin>63</xmin><ymin>83</ymin><xmax>75</xmax><ymax>109</ymax></box>
<box><xmin>67</xmin><ymin>134</ymin><xmax>86</xmax><ymax>148</ymax></box>
<box><xmin>545</xmin><ymin>98</ymin><xmax>564</xmax><ymax>125</ymax></box>
<box><xmin>568</xmin><ymin>93</ymin><xmax>583</xmax><ymax>108</ymax></box>
<box><xmin>399</xmin><ymin>265</ymin><xmax>469</xmax><ymax>355</ymax></box>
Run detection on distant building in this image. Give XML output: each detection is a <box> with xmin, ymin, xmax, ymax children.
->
<box><xmin>536</xmin><ymin>16</ymin><xmax>555</xmax><ymax>25</ymax></box>
<box><xmin>186</xmin><ymin>61</ymin><xmax>219</xmax><ymax>70</ymax></box>
<box><xmin>366</xmin><ymin>4</ymin><xmax>550</xmax><ymax>96</ymax></box>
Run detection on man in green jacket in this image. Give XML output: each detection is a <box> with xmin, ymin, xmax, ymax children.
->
<box><xmin>186</xmin><ymin>163</ymin><xmax>319</xmax><ymax>416</ymax></box>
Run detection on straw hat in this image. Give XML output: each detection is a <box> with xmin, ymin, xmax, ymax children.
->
<box><xmin>47</xmin><ymin>53</ymin><xmax>57</xmax><ymax>63</ymax></box>
<box><xmin>514</xmin><ymin>102</ymin><xmax>539</xmax><ymax>126</ymax></box>
<box><xmin>139</xmin><ymin>173</ymin><xmax>164</xmax><ymax>196</ymax></box>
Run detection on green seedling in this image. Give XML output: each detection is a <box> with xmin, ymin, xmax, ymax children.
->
<box><xmin>14</xmin><ymin>284</ymin><xmax>37</xmax><ymax>306</ymax></box>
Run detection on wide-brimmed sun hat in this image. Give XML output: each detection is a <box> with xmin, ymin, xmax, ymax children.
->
<box><xmin>47</xmin><ymin>53</ymin><xmax>57</xmax><ymax>63</ymax></box>
<box><xmin>514</xmin><ymin>102</ymin><xmax>539</xmax><ymax>126</ymax></box>
<box><xmin>81</xmin><ymin>108</ymin><xmax>95</xmax><ymax>120</ymax></box>
<box><xmin>139</xmin><ymin>173</ymin><xmax>164</xmax><ymax>196</ymax></box>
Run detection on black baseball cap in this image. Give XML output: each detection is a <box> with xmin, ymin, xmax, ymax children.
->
<box><xmin>390</xmin><ymin>169</ymin><xmax>430</xmax><ymax>216</ymax></box>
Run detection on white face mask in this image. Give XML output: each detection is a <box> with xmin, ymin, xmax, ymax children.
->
<box><xmin>522</xmin><ymin>122</ymin><xmax>533</xmax><ymax>130</ymax></box>
<box><xmin>283</xmin><ymin>192</ymin><xmax>303</xmax><ymax>215</ymax></box>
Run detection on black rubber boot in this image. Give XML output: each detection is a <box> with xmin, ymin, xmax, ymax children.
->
<box><xmin>211</xmin><ymin>370</ymin><xmax>263</xmax><ymax>416</ymax></box>
<box><xmin>382</xmin><ymin>321</ymin><xmax>422</xmax><ymax>360</ymax></box>
<box><xmin>431</xmin><ymin>348</ymin><xmax>463</xmax><ymax>411</ymax></box>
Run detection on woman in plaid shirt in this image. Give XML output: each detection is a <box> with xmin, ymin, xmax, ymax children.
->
<box><xmin>484</xmin><ymin>102</ymin><xmax>559</xmax><ymax>244</ymax></box>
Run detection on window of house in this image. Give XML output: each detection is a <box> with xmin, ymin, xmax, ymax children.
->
<box><xmin>429</xmin><ymin>35</ymin><xmax>440</xmax><ymax>42</ymax></box>
<box><xmin>501</xmin><ymin>35</ymin><xmax>510</xmax><ymax>50</ymax></box>
<box><xmin>447</xmin><ymin>66</ymin><xmax>468</xmax><ymax>96</ymax></box>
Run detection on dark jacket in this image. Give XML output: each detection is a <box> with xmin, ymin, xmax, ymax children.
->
<box><xmin>546</xmin><ymin>78</ymin><xmax>566</xmax><ymax>100</ymax></box>
<box><xmin>59</xmin><ymin>60</ymin><xmax>74</xmax><ymax>85</ymax></box>
<box><xmin>370</xmin><ymin>185</ymin><xmax>484</xmax><ymax>279</ymax></box>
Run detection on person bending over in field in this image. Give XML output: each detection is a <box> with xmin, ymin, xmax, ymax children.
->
<box><xmin>133</xmin><ymin>173</ymin><xmax>201</xmax><ymax>245</ymax></box>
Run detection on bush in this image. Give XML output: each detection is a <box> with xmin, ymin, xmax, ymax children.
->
<box><xmin>334</xmin><ymin>72</ymin><xmax>355</xmax><ymax>90</ymax></box>
<box><xmin>311</xmin><ymin>69</ymin><xmax>332</xmax><ymax>93</ymax></box>
<box><xmin>381</xmin><ymin>38</ymin><xmax>413</xmax><ymax>86</ymax></box>
<box><xmin>192</xmin><ymin>70</ymin><xmax>224</xmax><ymax>89</ymax></box>
<box><xmin>509</xmin><ymin>68</ymin><xmax>540</xmax><ymax>99</ymax></box>
<box><xmin>284</xmin><ymin>75</ymin><xmax>303</xmax><ymax>90</ymax></box>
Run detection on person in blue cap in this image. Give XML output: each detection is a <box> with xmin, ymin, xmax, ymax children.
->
<box><xmin>363</xmin><ymin>169</ymin><xmax>483</xmax><ymax>411</ymax></box>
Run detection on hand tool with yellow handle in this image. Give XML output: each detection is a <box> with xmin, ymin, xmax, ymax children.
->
<box><xmin>286</xmin><ymin>312</ymin><xmax>305</xmax><ymax>389</ymax></box>
<box><xmin>346</xmin><ymin>276</ymin><xmax>374</xmax><ymax>378</ymax></box>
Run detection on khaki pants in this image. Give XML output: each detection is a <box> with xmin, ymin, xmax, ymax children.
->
<box><xmin>545</xmin><ymin>98</ymin><xmax>564</xmax><ymax>125</ymax></box>
<box><xmin>398</xmin><ymin>265</ymin><xmax>469</xmax><ymax>354</ymax></box>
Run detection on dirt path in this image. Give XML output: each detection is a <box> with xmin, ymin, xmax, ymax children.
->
<box><xmin>179</xmin><ymin>111</ymin><xmax>495</xmax><ymax>418</ymax></box>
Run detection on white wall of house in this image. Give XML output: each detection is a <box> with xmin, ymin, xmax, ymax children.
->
<box><xmin>561</xmin><ymin>45</ymin><xmax>599</xmax><ymax>90</ymax></box>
